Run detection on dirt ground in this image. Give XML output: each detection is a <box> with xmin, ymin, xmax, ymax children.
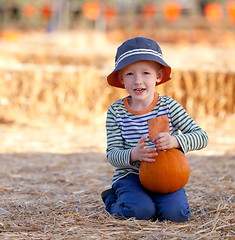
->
<box><xmin>0</xmin><ymin>117</ymin><xmax>234</xmax><ymax>239</ymax></box>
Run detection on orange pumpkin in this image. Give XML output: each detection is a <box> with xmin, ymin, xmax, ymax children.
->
<box><xmin>82</xmin><ymin>2</ymin><xmax>100</xmax><ymax>21</ymax></box>
<box><xmin>226</xmin><ymin>1</ymin><xmax>235</xmax><ymax>23</ymax></box>
<box><xmin>139</xmin><ymin>149</ymin><xmax>190</xmax><ymax>194</ymax></box>
<box><xmin>204</xmin><ymin>3</ymin><xmax>223</xmax><ymax>24</ymax></box>
<box><xmin>163</xmin><ymin>2</ymin><xmax>182</xmax><ymax>22</ymax></box>
<box><xmin>139</xmin><ymin>115</ymin><xmax>190</xmax><ymax>194</ymax></box>
<box><xmin>142</xmin><ymin>3</ymin><xmax>157</xmax><ymax>20</ymax></box>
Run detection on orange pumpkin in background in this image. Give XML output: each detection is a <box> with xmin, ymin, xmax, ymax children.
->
<box><xmin>226</xmin><ymin>0</ymin><xmax>235</xmax><ymax>23</ymax></box>
<box><xmin>82</xmin><ymin>2</ymin><xmax>100</xmax><ymax>21</ymax></box>
<box><xmin>163</xmin><ymin>2</ymin><xmax>182</xmax><ymax>22</ymax></box>
<box><xmin>204</xmin><ymin>3</ymin><xmax>223</xmax><ymax>24</ymax></box>
<box><xmin>139</xmin><ymin>149</ymin><xmax>190</xmax><ymax>194</ymax></box>
<box><xmin>139</xmin><ymin>115</ymin><xmax>190</xmax><ymax>194</ymax></box>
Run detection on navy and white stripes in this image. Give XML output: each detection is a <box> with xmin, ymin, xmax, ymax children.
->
<box><xmin>115</xmin><ymin>48</ymin><xmax>163</xmax><ymax>67</ymax></box>
<box><xmin>106</xmin><ymin>93</ymin><xmax>209</xmax><ymax>185</ymax></box>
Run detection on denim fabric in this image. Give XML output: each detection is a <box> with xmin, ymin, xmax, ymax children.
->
<box><xmin>105</xmin><ymin>174</ymin><xmax>191</xmax><ymax>222</ymax></box>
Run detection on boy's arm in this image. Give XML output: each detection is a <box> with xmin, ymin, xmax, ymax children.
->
<box><xmin>168</xmin><ymin>98</ymin><xmax>209</xmax><ymax>153</ymax></box>
<box><xmin>106</xmin><ymin>108</ymin><xmax>133</xmax><ymax>168</ymax></box>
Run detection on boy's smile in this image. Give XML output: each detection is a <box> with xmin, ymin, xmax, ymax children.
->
<box><xmin>119</xmin><ymin>60</ymin><xmax>163</xmax><ymax>111</ymax></box>
<box><xmin>134</xmin><ymin>88</ymin><xmax>146</xmax><ymax>94</ymax></box>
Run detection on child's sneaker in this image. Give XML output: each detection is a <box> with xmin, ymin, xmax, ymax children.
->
<box><xmin>101</xmin><ymin>188</ymin><xmax>115</xmax><ymax>203</ymax></box>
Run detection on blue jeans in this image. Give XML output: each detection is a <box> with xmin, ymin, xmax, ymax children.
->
<box><xmin>105</xmin><ymin>174</ymin><xmax>191</xmax><ymax>222</ymax></box>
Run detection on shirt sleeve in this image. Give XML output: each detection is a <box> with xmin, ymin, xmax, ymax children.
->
<box><xmin>106</xmin><ymin>106</ymin><xmax>133</xmax><ymax>168</ymax></box>
<box><xmin>168</xmin><ymin>97</ymin><xmax>209</xmax><ymax>153</ymax></box>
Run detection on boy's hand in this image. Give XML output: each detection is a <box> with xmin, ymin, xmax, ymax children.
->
<box><xmin>130</xmin><ymin>136</ymin><xmax>158</xmax><ymax>163</ymax></box>
<box><xmin>152</xmin><ymin>132</ymin><xmax>180</xmax><ymax>150</ymax></box>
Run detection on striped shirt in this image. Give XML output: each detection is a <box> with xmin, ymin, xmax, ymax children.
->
<box><xmin>106</xmin><ymin>92</ymin><xmax>208</xmax><ymax>185</ymax></box>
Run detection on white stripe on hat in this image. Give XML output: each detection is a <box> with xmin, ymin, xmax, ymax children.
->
<box><xmin>115</xmin><ymin>48</ymin><xmax>163</xmax><ymax>67</ymax></box>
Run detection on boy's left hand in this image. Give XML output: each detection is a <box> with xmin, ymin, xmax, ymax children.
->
<box><xmin>152</xmin><ymin>132</ymin><xmax>180</xmax><ymax>150</ymax></box>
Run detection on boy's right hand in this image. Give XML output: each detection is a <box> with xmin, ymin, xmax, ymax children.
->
<box><xmin>130</xmin><ymin>136</ymin><xmax>158</xmax><ymax>163</ymax></box>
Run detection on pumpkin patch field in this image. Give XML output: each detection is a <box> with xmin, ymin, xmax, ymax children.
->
<box><xmin>0</xmin><ymin>31</ymin><xmax>234</xmax><ymax>239</ymax></box>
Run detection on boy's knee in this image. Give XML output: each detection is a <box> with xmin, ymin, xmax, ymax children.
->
<box><xmin>126</xmin><ymin>202</ymin><xmax>155</xmax><ymax>220</ymax></box>
<box><xmin>157</xmin><ymin>201</ymin><xmax>191</xmax><ymax>222</ymax></box>
<box><xmin>105</xmin><ymin>197</ymin><xmax>155</xmax><ymax>220</ymax></box>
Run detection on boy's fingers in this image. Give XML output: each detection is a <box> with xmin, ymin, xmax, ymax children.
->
<box><xmin>139</xmin><ymin>144</ymin><xmax>148</xmax><ymax>150</ymax></box>
<box><xmin>152</xmin><ymin>135</ymin><xmax>160</xmax><ymax>142</ymax></box>
<box><xmin>142</xmin><ymin>157</ymin><xmax>155</xmax><ymax>162</ymax></box>
<box><xmin>144</xmin><ymin>151</ymin><xmax>158</xmax><ymax>159</ymax></box>
<box><xmin>152</xmin><ymin>132</ymin><xmax>169</xmax><ymax>142</ymax></box>
<box><xmin>150</xmin><ymin>151</ymin><xmax>158</xmax><ymax>157</ymax></box>
<box><xmin>146</xmin><ymin>147</ymin><xmax>157</xmax><ymax>153</ymax></box>
<box><xmin>151</xmin><ymin>136</ymin><xmax>157</xmax><ymax>142</ymax></box>
<box><xmin>138</xmin><ymin>136</ymin><xmax>147</xmax><ymax>143</ymax></box>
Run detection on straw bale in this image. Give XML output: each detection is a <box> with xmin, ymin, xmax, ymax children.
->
<box><xmin>0</xmin><ymin>31</ymin><xmax>234</xmax><ymax>124</ymax></box>
<box><xmin>0</xmin><ymin>63</ymin><xmax>234</xmax><ymax>125</ymax></box>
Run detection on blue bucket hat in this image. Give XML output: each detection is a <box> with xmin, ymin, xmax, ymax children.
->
<box><xmin>107</xmin><ymin>37</ymin><xmax>171</xmax><ymax>88</ymax></box>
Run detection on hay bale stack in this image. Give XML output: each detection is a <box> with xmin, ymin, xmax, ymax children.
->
<box><xmin>159</xmin><ymin>70</ymin><xmax>235</xmax><ymax>119</ymax></box>
<box><xmin>0</xmin><ymin>64</ymin><xmax>234</xmax><ymax>123</ymax></box>
<box><xmin>0</xmin><ymin>64</ymin><xmax>125</xmax><ymax>123</ymax></box>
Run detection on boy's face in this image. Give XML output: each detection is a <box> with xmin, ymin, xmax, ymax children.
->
<box><xmin>118</xmin><ymin>60</ymin><xmax>163</xmax><ymax>104</ymax></box>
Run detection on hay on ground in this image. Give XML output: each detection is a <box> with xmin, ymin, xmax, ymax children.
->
<box><xmin>0</xmin><ymin>123</ymin><xmax>234</xmax><ymax>239</ymax></box>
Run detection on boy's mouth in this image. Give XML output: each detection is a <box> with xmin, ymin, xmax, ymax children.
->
<box><xmin>134</xmin><ymin>88</ymin><xmax>146</xmax><ymax>93</ymax></box>
<box><xmin>134</xmin><ymin>88</ymin><xmax>145</xmax><ymax>92</ymax></box>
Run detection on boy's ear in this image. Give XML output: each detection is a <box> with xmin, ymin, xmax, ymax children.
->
<box><xmin>156</xmin><ymin>68</ymin><xmax>164</xmax><ymax>83</ymax></box>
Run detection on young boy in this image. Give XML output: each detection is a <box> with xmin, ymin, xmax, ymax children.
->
<box><xmin>102</xmin><ymin>37</ymin><xmax>208</xmax><ymax>222</ymax></box>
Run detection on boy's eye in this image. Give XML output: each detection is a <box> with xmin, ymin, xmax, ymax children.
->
<box><xmin>126</xmin><ymin>72</ymin><xmax>133</xmax><ymax>76</ymax></box>
<box><xmin>143</xmin><ymin>72</ymin><xmax>150</xmax><ymax>75</ymax></box>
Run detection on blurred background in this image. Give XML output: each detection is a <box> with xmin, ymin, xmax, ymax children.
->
<box><xmin>0</xmin><ymin>0</ymin><xmax>234</xmax><ymax>145</ymax></box>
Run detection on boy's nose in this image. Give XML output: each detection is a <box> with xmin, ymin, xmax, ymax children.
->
<box><xmin>134</xmin><ymin>74</ymin><xmax>143</xmax><ymax>85</ymax></box>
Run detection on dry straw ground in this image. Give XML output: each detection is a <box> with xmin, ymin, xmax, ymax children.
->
<box><xmin>0</xmin><ymin>120</ymin><xmax>234</xmax><ymax>239</ymax></box>
<box><xmin>0</xmin><ymin>31</ymin><xmax>234</xmax><ymax>239</ymax></box>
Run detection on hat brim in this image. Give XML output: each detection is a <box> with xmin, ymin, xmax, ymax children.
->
<box><xmin>107</xmin><ymin>55</ymin><xmax>171</xmax><ymax>89</ymax></box>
